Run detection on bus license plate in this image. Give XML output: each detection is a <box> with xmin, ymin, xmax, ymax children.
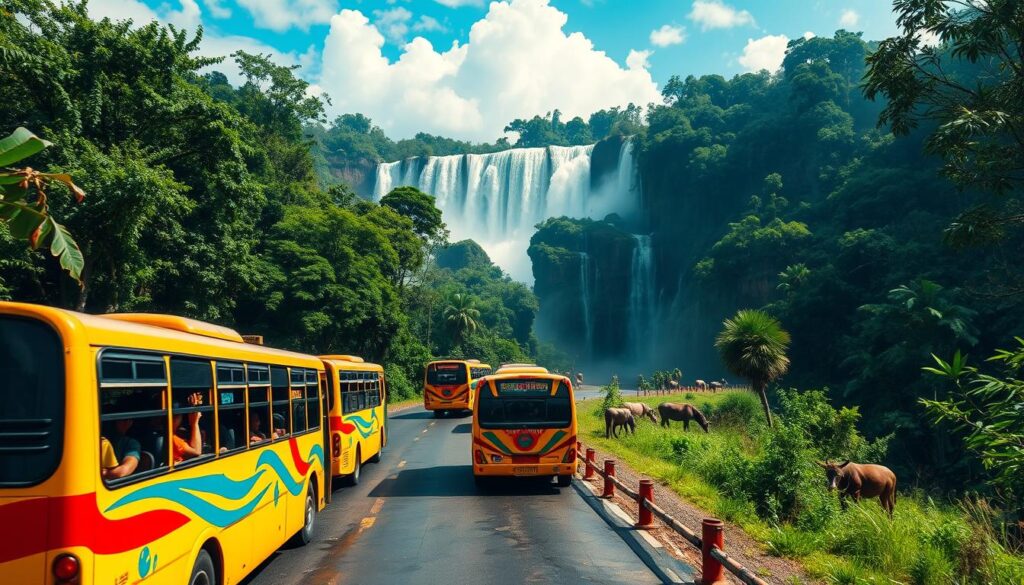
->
<box><xmin>513</xmin><ymin>466</ymin><xmax>538</xmax><ymax>475</ymax></box>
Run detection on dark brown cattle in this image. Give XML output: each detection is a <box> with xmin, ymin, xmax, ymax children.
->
<box><xmin>657</xmin><ymin>403</ymin><xmax>709</xmax><ymax>433</ymax></box>
<box><xmin>604</xmin><ymin>408</ymin><xmax>635</xmax><ymax>438</ymax></box>
<box><xmin>622</xmin><ymin>401</ymin><xmax>658</xmax><ymax>423</ymax></box>
<box><xmin>818</xmin><ymin>460</ymin><xmax>897</xmax><ymax>518</ymax></box>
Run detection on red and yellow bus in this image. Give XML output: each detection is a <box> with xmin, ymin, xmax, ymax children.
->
<box><xmin>423</xmin><ymin>359</ymin><xmax>491</xmax><ymax>417</ymax></box>
<box><xmin>471</xmin><ymin>365</ymin><xmax>577</xmax><ymax>486</ymax></box>
<box><xmin>320</xmin><ymin>355</ymin><xmax>386</xmax><ymax>485</ymax></box>
<box><xmin>0</xmin><ymin>302</ymin><xmax>327</xmax><ymax>585</ymax></box>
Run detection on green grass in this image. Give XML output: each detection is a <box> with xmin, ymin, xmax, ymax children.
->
<box><xmin>577</xmin><ymin>393</ymin><xmax>1024</xmax><ymax>584</ymax></box>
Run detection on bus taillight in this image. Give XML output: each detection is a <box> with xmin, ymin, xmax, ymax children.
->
<box><xmin>332</xmin><ymin>433</ymin><xmax>341</xmax><ymax>458</ymax></box>
<box><xmin>53</xmin><ymin>553</ymin><xmax>80</xmax><ymax>583</ymax></box>
<box><xmin>474</xmin><ymin>449</ymin><xmax>485</xmax><ymax>464</ymax></box>
<box><xmin>562</xmin><ymin>448</ymin><xmax>576</xmax><ymax>463</ymax></box>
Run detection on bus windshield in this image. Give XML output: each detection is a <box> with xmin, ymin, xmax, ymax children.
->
<box><xmin>427</xmin><ymin>363</ymin><xmax>467</xmax><ymax>385</ymax></box>
<box><xmin>477</xmin><ymin>379</ymin><xmax>571</xmax><ymax>429</ymax></box>
<box><xmin>0</xmin><ymin>316</ymin><xmax>65</xmax><ymax>486</ymax></box>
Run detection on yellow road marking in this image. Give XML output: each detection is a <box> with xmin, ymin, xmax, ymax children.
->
<box><xmin>414</xmin><ymin>437</ymin><xmax>420</xmax><ymax>441</ymax></box>
<box><xmin>397</xmin><ymin>460</ymin><xmax>407</xmax><ymax>468</ymax></box>
<box><xmin>369</xmin><ymin>497</ymin><xmax>386</xmax><ymax>515</ymax></box>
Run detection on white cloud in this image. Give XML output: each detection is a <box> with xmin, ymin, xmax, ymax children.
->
<box><xmin>649</xmin><ymin>24</ymin><xmax>685</xmax><ymax>47</ymax></box>
<box><xmin>235</xmin><ymin>0</ymin><xmax>337</xmax><ymax>32</ymax></box>
<box><xmin>414</xmin><ymin>15</ymin><xmax>447</xmax><ymax>33</ymax></box>
<box><xmin>626</xmin><ymin>49</ymin><xmax>652</xmax><ymax>70</ymax></box>
<box><xmin>319</xmin><ymin>0</ymin><xmax>661</xmax><ymax>141</ymax></box>
<box><xmin>434</xmin><ymin>0</ymin><xmax>484</xmax><ymax>7</ymax></box>
<box><xmin>688</xmin><ymin>0</ymin><xmax>755</xmax><ymax>31</ymax></box>
<box><xmin>803</xmin><ymin>31</ymin><xmax>815</xmax><ymax>40</ymax></box>
<box><xmin>373</xmin><ymin>7</ymin><xmax>413</xmax><ymax>45</ymax></box>
<box><xmin>839</xmin><ymin>9</ymin><xmax>859</xmax><ymax>28</ymax></box>
<box><xmin>85</xmin><ymin>0</ymin><xmax>159</xmax><ymax>23</ymax></box>
<box><xmin>203</xmin><ymin>0</ymin><xmax>232</xmax><ymax>19</ymax></box>
<box><xmin>737</xmin><ymin>34</ymin><xmax>789</xmax><ymax>72</ymax></box>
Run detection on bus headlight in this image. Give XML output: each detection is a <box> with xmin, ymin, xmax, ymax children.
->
<box><xmin>491</xmin><ymin>455</ymin><xmax>503</xmax><ymax>463</ymax></box>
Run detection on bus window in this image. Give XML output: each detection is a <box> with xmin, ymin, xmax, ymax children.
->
<box><xmin>0</xmin><ymin>317</ymin><xmax>65</xmax><ymax>487</ymax></box>
<box><xmin>476</xmin><ymin>379</ymin><xmax>568</xmax><ymax>429</ymax></box>
<box><xmin>271</xmin><ymin>366</ymin><xmax>290</xmax><ymax>438</ymax></box>
<box><xmin>216</xmin><ymin>362</ymin><xmax>247</xmax><ymax>453</ymax></box>
<box><xmin>99</xmin><ymin>352</ymin><xmax>168</xmax><ymax>481</ymax></box>
<box><xmin>290</xmin><ymin>368</ymin><xmax>307</xmax><ymax>434</ymax></box>
<box><xmin>427</xmin><ymin>363</ymin><xmax>467</xmax><ymax>385</ymax></box>
<box><xmin>246</xmin><ymin>367</ymin><xmax>271</xmax><ymax>446</ymax></box>
<box><xmin>170</xmin><ymin>358</ymin><xmax>214</xmax><ymax>466</ymax></box>
<box><xmin>306</xmin><ymin>369</ymin><xmax>321</xmax><ymax>429</ymax></box>
<box><xmin>369</xmin><ymin>372</ymin><xmax>382</xmax><ymax>408</ymax></box>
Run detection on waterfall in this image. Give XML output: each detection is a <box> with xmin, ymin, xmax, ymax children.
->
<box><xmin>580</xmin><ymin>251</ymin><xmax>593</xmax><ymax>361</ymax></box>
<box><xmin>372</xmin><ymin>141</ymin><xmax>639</xmax><ymax>282</ymax></box>
<box><xmin>628</xmin><ymin>234</ymin><xmax>655</xmax><ymax>359</ymax></box>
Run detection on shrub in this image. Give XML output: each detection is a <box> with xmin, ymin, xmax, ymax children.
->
<box><xmin>776</xmin><ymin>388</ymin><xmax>889</xmax><ymax>462</ymax></box>
<box><xmin>599</xmin><ymin>375</ymin><xmax>624</xmax><ymax>413</ymax></box>
<box><xmin>384</xmin><ymin>363</ymin><xmax>417</xmax><ymax>402</ymax></box>
<box><xmin>707</xmin><ymin>391</ymin><xmax>763</xmax><ymax>429</ymax></box>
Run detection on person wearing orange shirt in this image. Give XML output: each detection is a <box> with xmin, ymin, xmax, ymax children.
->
<box><xmin>172</xmin><ymin>410</ymin><xmax>203</xmax><ymax>463</ymax></box>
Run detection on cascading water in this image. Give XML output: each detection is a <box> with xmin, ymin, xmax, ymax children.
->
<box><xmin>374</xmin><ymin>142</ymin><xmax>640</xmax><ymax>282</ymax></box>
<box><xmin>579</xmin><ymin>251</ymin><xmax>593</xmax><ymax>361</ymax></box>
<box><xmin>628</xmin><ymin>234</ymin><xmax>655</xmax><ymax>359</ymax></box>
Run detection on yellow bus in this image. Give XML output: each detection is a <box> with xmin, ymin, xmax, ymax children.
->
<box><xmin>423</xmin><ymin>359</ymin><xmax>492</xmax><ymax>417</ymax></box>
<box><xmin>471</xmin><ymin>365</ymin><xmax>577</xmax><ymax>487</ymax></box>
<box><xmin>320</xmin><ymin>355</ymin><xmax>386</xmax><ymax>485</ymax></box>
<box><xmin>0</xmin><ymin>302</ymin><xmax>327</xmax><ymax>585</ymax></box>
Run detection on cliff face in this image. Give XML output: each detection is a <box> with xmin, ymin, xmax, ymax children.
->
<box><xmin>325</xmin><ymin>157</ymin><xmax>378</xmax><ymax>199</ymax></box>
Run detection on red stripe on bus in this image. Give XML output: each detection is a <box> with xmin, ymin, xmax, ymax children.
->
<box><xmin>288</xmin><ymin>437</ymin><xmax>311</xmax><ymax>476</ymax></box>
<box><xmin>0</xmin><ymin>493</ymin><xmax>190</xmax><ymax>563</ymax></box>
<box><xmin>329</xmin><ymin>416</ymin><xmax>356</xmax><ymax>434</ymax></box>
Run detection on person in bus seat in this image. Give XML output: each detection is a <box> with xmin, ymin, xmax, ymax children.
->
<box><xmin>249</xmin><ymin>411</ymin><xmax>268</xmax><ymax>443</ymax></box>
<box><xmin>272</xmin><ymin>413</ymin><xmax>287</xmax><ymax>438</ymax></box>
<box><xmin>108</xmin><ymin>418</ymin><xmax>141</xmax><ymax>474</ymax></box>
<box><xmin>171</xmin><ymin>392</ymin><xmax>204</xmax><ymax>463</ymax></box>
<box><xmin>100</xmin><ymin>436</ymin><xmax>137</xmax><ymax>479</ymax></box>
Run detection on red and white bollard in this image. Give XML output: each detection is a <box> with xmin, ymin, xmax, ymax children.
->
<box><xmin>602</xmin><ymin>460</ymin><xmax>616</xmax><ymax>498</ymax></box>
<box><xmin>584</xmin><ymin>448</ymin><xmax>596</xmax><ymax>479</ymax></box>
<box><xmin>636</xmin><ymin>479</ymin><xmax>654</xmax><ymax>528</ymax></box>
<box><xmin>701</xmin><ymin>518</ymin><xmax>726</xmax><ymax>585</ymax></box>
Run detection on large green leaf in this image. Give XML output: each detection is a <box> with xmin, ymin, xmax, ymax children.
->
<box><xmin>37</xmin><ymin>217</ymin><xmax>84</xmax><ymax>283</ymax></box>
<box><xmin>0</xmin><ymin>127</ymin><xmax>51</xmax><ymax>167</ymax></box>
<box><xmin>0</xmin><ymin>200</ymin><xmax>45</xmax><ymax>240</ymax></box>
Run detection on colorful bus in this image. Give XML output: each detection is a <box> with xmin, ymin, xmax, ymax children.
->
<box><xmin>471</xmin><ymin>365</ymin><xmax>577</xmax><ymax>486</ymax></box>
<box><xmin>423</xmin><ymin>359</ymin><xmax>492</xmax><ymax>417</ymax></box>
<box><xmin>0</xmin><ymin>302</ymin><xmax>327</xmax><ymax>585</ymax></box>
<box><xmin>320</xmin><ymin>355</ymin><xmax>386</xmax><ymax>485</ymax></box>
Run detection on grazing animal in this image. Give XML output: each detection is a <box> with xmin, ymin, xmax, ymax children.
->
<box><xmin>604</xmin><ymin>408</ymin><xmax>635</xmax><ymax>438</ymax></box>
<box><xmin>695</xmin><ymin>380</ymin><xmax>707</xmax><ymax>391</ymax></box>
<box><xmin>622</xmin><ymin>402</ymin><xmax>658</xmax><ymax>424</ymax></box>
<box><xmin>657</xmin><ymin>403</ymin><xmax>710</xmax><ymax>433</ymax></box>
<box><xmin>668</xmin><ymin>380</ymin><xmax>680</xmax><ymax>390</ymax></box>
<box><xmin>709</xmin><ymin>381</ymin><xmax>723</xmax><ymax>392</ymax></box>
<box><xmin>576</xmin><ymin>372</ymin><xmax>584</xmax><ymax>386</ymax></box>
<box><xmin>818</xmin><ymin>460</ymin><xmax>897</xmax><ymax>518</ymax></box>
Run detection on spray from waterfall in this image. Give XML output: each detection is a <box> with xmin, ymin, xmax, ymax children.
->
<box><xmin>629</xmin><ymin>234</ymin><xmax>655</xmax><ymax>359</ymax></box>
<box><xmin>579</xmin><ymin>251</ymin><xmax>593</xmax><ymax>362</ymax></box>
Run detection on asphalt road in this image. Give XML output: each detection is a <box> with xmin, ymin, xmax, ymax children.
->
<box><xmin>243</xmin><ymin>407</ymin><xmax>663</xmax><ymax>585</ymax></box>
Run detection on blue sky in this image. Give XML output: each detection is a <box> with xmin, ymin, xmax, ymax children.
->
<box><xmin>89</xmin><ymin>1</ymin><xmax>903</xmax><ymax>141</ymax></box>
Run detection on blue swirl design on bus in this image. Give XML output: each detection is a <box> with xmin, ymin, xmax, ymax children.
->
<box><xmin>105</xmin><ymin>443</ymin><xmax>323</xmax><ymax>528</ymax></box>
<box><xmin>343</xmin><ymin>410</ymin><xmax>379</xmax><ymax>439</ymax></box>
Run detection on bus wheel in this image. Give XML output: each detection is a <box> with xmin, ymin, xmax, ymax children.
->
<box><xmin>189</xmin><ymin>550</ymin><xmax>215</xmax><ymax>585</ymax></box>
<box><xmin>369</xmin><ymin>441</ymin><xmax>382</xmax><ymax>463</ymax></box>
<box><xmin>556</xmin><ymin>474</ymin><xmax>572</xmax><ymax>488</ymax></box>
<box><xmin>289</xmin><ymin>485</ymin><xmax>317</xmax><ymax>546</ymax></box>
<box><xmin>345</xmin><ymin>448</ymin><xmax>361</xmax><ymax>486</ymax></box>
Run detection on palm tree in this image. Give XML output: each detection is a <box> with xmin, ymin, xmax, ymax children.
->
<box><xmin>715</xmin><ymin>309</ymin><xmax>791</xmax><ymax>428</ymax></box>
<box><xmin>443</xmin><ymin>293</ymin><xmax>480</xmax><ymax>345</ymax></box>
<box><xmin>777</xmin><ymin>263</ymin><xmax>810</xmax><ymax>294</ymax></box>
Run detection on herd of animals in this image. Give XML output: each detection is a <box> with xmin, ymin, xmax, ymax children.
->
<box><xmin>602</xmin><ymin>400</ymin><xmax>898</xmax><ymax>517</ymax></box>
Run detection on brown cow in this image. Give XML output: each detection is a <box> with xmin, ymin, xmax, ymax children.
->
<box><xmin>622</xmin><ymin>401</ymin><xmax>658</xmax><ymax>424</ymax></box>
<box><xmin>818</xmin><ymin>460</ymin><xmax>897</xmax><ymax>518</ymax></box>
<box><xmin>604</xmin><ymin>408</ymin><xmax>635</xmax><ymax>438</ymax></box>
<box><xmin>657</xmin><ymin>403</ymin><xmax>709</xmax><ymax>433</ymax></box>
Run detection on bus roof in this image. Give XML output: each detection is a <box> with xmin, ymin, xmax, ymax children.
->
<box><xmin>427</xmin><ymin>359</ymin><xmax>491</xmax><ymax>367</ymax></box>
<box><xmin>319</xmin><ymin>355</ymin><xmax>383</xmax><ymax>372</ymax></box>
<box><xmin>494</xmin><ymin>365</ymin><xmax>549</xmax><ymax>375</ymax></box>
<box><xmin>0</xmin><ymin>302</ymin><xmax>323</xmax><ymax>368</ymax></box>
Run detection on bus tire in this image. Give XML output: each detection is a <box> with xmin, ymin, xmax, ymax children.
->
<box><xmin>189</xmin><ymin>549</ymin><xmax>216</xmax><ymax>585</ymax></box>
<box><xmin>345</xmin><ymin>448</ymin><xmax>361</xmax><ymax>486</ymax></box>
<box><xmin>369</xmin><ymin>440</ymin><xmax>382</xmax><ymax>463</ymax></box>
<box><xmin>289</xmin><ymin>485</ymin><xmax>317</xmax><ymax>546</ymax></box>
<box><xmin>556</xmin><ymin>474</ymin><xmax>572</xmax><ymax>487</ymax></box>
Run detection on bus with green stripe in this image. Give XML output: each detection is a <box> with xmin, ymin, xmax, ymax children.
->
<box><xmin>471</xmin><ymin>365</ymin><xmax>577</xmax><ymax>486</ymax></box>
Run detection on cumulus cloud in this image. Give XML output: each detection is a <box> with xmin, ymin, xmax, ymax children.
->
<box><xmin>839</xmin><ymin>9</ymin><xmax>859</xmax><ymax>28</ymax></box>
<box><xmin>374</xmin><ymin>7</ymin><xmax>413</xmax><ymax>45</ymax></box>
<box><xmin>626</xmin><ymin>49</ymin><xmax>652</xmax><ymax>70</ymax></box>
<box><xmin>650</xmin><ymin>24</ymin><xmax>686</xmax><ymax>47</ymax></box>
<box><xmin>203</xmin><ymin>0</ymin><xmax>231</xmax><ymax>19</ymax></box>
<box><xmin>414</xmin><ymin>15</ymin><xmax>447</xmax><ymax>33</ymax></box>
<box><xmin>235</xmin><ymin>0</ymin><xmax>337</xmax><ymax>32</ymax></box>
<box><xmin>803</xmin><ymin>31</ymin><xmax>815</xmax><ymax>40</ymax></box>
<box><xmin>318</xmin><ymin>0</ymin><xmax>661</xmax><ymax>141</ymax></box>
<box><xmin>688</xmin><ymin>0</ymin><xmax>755</xmax><ymax>31</ymax></box>
<box><xmin>738</xmin><ymin>34</ymin><xmax>789</xmax><ymax>72</ymax></box>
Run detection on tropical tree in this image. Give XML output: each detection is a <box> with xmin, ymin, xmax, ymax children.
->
<box><xmin>777</xmin><ymin>263</ymin><xmax>811</xmax><ymax>294</ymax></box>
<box><xmin>443</xmin><ymin>293</ymin><xmax>480</xmax><ymax>345</ymax></box>
<box><xmin>671</xmin><ymin>368</ymin><xmax>682</xmax><ymax>383</ymax></box>
<box><xmin>715</xmin><ymin>309</ymin><xmax>791</xmax><ymax>428</ymax></box>
<box><xmin>0</xmin><ymin>128</ymin><xmax>84</xmax><ymax>282</ymax></box>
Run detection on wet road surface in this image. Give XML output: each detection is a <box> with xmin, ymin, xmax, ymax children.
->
<box><xmin>243</xmin><ymin>407</ymin><xmax>662</xmax><ymax>585</ymax></box>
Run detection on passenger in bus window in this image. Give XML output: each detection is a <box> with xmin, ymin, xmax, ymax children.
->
<box><xmin>249</xmin><ymin>411</ymin><xmax>268</xmax><ymax>443</ymax></box>
<box><xmin>109</xmin><ymin>418</ymin><xmax>141</xmax><ymax>475</ymax></box>
<box><xmin>171</xmin><ymin>392</ymin><xmax>204</xmax><ymax>463</ymax></box>
<box><xmin>100</xmin><ymin>436</ymin><xmax>136</xmax><ymax>479</ymax></box>
<box><xmin>272</xmin><ymin>413</ymin><xmax>287</xmax><ymax>438</ymax></box>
